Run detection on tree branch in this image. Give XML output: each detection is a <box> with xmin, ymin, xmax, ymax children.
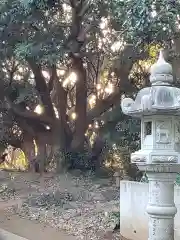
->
<box><xmin>27</xmin><ymin>58</ymin><xmax>55</xmax><ymax>118</ymax></box>
<box><xmin>51</xmin><ymin>66</ymin><xmax>72</xmax><ymax>145</ymax></box>
<box><xmin>87</xmin><ymin>44</ymin><xmax>145</xmax><ymax>125</ymax></box>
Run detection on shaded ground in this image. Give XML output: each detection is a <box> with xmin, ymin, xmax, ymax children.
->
<box><xmin>0</xmin><ymin>209</ymin><xmax>75</xmax><ymax>240</ymax></box>
<box><xmin>0</xmin><ymin>227</ymin><xmax>28</xmax><ymax>240</ymax></box>
<box><xmin>0</xmin><ymin>170</ymin><xmax>120</xmax><ymax>240</ymax></box>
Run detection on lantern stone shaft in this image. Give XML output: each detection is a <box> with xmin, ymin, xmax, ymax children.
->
<box><xmin>121</xmin><ymin>50</ymin><xmax>180</xmax><ymax>240</ymax></box>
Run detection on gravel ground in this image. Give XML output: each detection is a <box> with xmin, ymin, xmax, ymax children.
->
<box><xmin>0</xmin><ymin>170</ymin><xmax>120</xmax><ymax>240</ymax></box>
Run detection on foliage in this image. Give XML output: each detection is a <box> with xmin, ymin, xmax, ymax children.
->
<box><xmin>0</xmin><ymin>0</ymin><xmax>133</xmax><ymax>169</ymax></box>
<box><xmin>176</xmin><ymin>174</ymin><xmax>180</xmax><ymax>185</ymax></box>
<box><xmin>101</xmin><ymin>106</ymin><xmax>140</xmax><ymax>146</ymax></box>
<box><xmin>0</xmin><ymin>0</ymin><xmax>180</xmax><ymax>172</ymax></box>
<box><xmin>110</xmin><ymin>0</ymin><xmax>180</xmax><ymax>46</ymax></box>
<box><xmin>0</xmin><ymin>148</ymin><xmax>28</xmax><ymax>170</ymax></box>
<box><xmin>106</xmin><ymin>210</ymin><xmax>120</xmax><ymax>230</ymax></box>
<box><xmin>140</xmin><ymin>173</ymin><xmax>149</xmax><ymax>183</ymax></box>
<box><xmin>99</xmin><ymin>105</ymin><xmax>140</xmax><ymax>173</ymax></box>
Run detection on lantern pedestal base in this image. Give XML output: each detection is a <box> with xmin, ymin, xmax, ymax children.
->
<box><xmin>137</xmin><ymin>164</ymin><xmax>180</xmax><ymax>240</ymax></box>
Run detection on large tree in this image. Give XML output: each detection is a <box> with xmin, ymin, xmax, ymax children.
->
<box><xmin>0</xmin><ymin>0</ymin><xmax>179</xmax><ymax>172</ymax></box>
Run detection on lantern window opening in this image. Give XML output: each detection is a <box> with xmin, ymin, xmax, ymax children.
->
<box><xmin>145</xmin><ymin>121</ymin><xmax>152</xmax><ymax>136</ymax></box>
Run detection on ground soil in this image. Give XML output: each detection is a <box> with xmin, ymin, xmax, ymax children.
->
<box><xmin>0</xmin><ymin>170</ymin><xmax>121</xmax><ymax>240</ymax></box>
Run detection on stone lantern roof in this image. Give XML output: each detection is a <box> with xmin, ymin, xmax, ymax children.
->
<box><xmin>121</xmin><ymin>50</ymin><xmax>180</xmax><ymax>117</ymax></box>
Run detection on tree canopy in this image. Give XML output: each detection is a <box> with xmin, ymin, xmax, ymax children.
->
<box><xmin>0</xmin><ymin>0</ymin><xmax>180</xmax><ymax>173</ymax></box>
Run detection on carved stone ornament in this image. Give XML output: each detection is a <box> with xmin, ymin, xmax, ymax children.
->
<box><xmin>152</xmin><ymin>155</ymin><xmax>178</xmax><ymax>163</ymax></box>
<box><xmin>141</xmin><ymin>94</ymin><xmax>153</xmax><ymax>111</ymax></box>
<box><xmin>131</xmin><ymin>154</ymin><xmax>146</xmax><ymax>162</ymax></box>
<box><xmin>121</xmin><ymin>98</ymin><xmax>134</xmax><ymax>115</ymax></box>
<box><xmin>156</xmin><ymin>121</ymin><xmax>171</xmax><ymax>144</ymax></box>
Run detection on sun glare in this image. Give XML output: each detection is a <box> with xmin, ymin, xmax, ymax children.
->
<box><xmin>34</xmin><ymin>105</ymin><xmax>44</xmax><ymax>115</ymax></box>
<box><xmin>42</xmin><ymin>71</ymin><xmax>50</xmax><ymax>79</ymax></box>
<box><xmin>71</xmin><ymin>112</ymin><xmax>77</xmax><ymax>120</ymax></box>
<box><xmin>62</xmin><ymin>71</ymin><xmax>77</xmax><ymax>87</ymax></box>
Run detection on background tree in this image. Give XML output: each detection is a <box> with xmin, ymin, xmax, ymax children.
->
<box><xmin>0</xmin><ymin>0</ymin><xmax>180</xmax><ymax>174</ymax></box>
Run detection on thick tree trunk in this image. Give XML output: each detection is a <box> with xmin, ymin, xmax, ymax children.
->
<box><xmin>21</xmin><ymin>135</ymin><xmax>36</xmax><ymax>171</ymax></box>
<box><xmin>52</xmin><ymin>125</ymin><xmax>69</xmax><ymax>173</ymax></box>
<box><xmin>71</xmin><ymin>56</ymin><xmax>87</xmax><ymax>151</ymax></box>
<box><xmin>53</xmin><ymin>145</ymin><xmax>66</xmax><ymax>173</ymax></box>
<box><xmin>67</xmin><ymin>3</ymin><xmax>87</xmax><ymax>152</ymax></box>
<box><xmin>46</xmin><ymin>144</ymin><xmax>53</xmax><ymax>166</ymax></box>
<box><xmin>35</xmin><ymin>136</ymin><xmax>47</xmax><ymax>173</ymax></box>
<box><xmin>91</xmin><ymin>135</ymin><xmax>105</xmax><ymax>170</ymax></box>
<box><xmin>51</xmin><ymin>66</ymin><xmax>72</xmax><ymax>147</ymax></box>
<box><xmin>27</xmin><ymin>59</ymin><xmax>55</xmax><ymax>118</ymax></box>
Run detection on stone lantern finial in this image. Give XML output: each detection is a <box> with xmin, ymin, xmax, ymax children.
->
<box><xmin>150</xmin><ymin>49</ymin><xmax>173</xmax><ymax>86</ymax></box>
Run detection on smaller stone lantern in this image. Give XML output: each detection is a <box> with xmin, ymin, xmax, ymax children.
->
<box><xmin>121</xmin><ymin>50</ymin><xmax>180</xmax><ymax>240</ymax></box>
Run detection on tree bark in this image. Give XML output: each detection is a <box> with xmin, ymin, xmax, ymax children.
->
<box><xmin>21</xmin><ymin>134</ymin><xmax>36</xmax><ymax>171</ymax></box>
<box><xmin>71</xmin><ymin>56</ymin><xmax>87</xmax><ymax>151</ymax></box>
<box><xmin>68</xmin><ymin>2</ymin><xmax>87</xmax><ymax>152</ymax></box>
<box><xmin>27</xmin><ymin>59</ymin><xmax>55</xmax><ymax>118</ymax></box>
<box><xmin>51</xmin><ymin>66</ymin><xmax>72</xmax><ymax>147</ymax></box>
<box><xmin>35</xmin><ymin>136</ymin><xmax>47</xmax><ymax>173</ymax></box>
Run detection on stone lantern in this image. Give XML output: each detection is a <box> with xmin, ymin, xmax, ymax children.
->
<box><xmin>121</xmin><ymin>50</ymin><xmax>180</xmax><ymax>240</ymax></box>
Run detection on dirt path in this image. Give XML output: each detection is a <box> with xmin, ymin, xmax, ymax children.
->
<box><xmin>0</xmin><ymin>210</ymin><xmax>76</xmax><ymax>240</ymax></box>
<box><xmin>0</xmin><ymin>228</ymin><xmax>28</xmax><ymax>240</ymax></box>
